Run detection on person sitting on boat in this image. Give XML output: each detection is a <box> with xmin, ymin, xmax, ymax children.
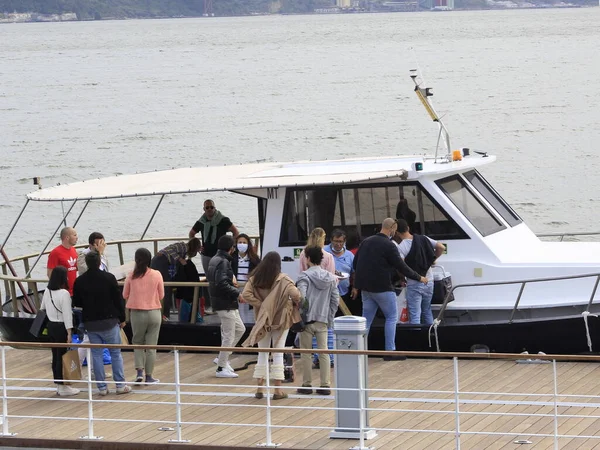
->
<box><xmin>150</xmin><ymin>238</ymin><xmax>201</xmax><ymax>320</ymax></box>
<box><xmin>242</xmin><ymin>251</ymin><xmax>301</xmax><ymax>400</ymax></box>
<box><xmin>47</xmin><ymin>226</ymin><xmax>79</xmax><ymax>295</ymax></box>
<box><xmin>189</xmin><ymin>199</ymin><xmax>239</xmax><ymax>315</ymax></box>
<box><xmin>77</xmin><ymin>231</ymin><xmax>108</xmax><ymax>274</ymax></box>
<box><xmin>123</xmin><ymin>248</ymin><xmax>164</xmax><ymax>385</ymax></box>
<box><xmin>231</xmin><ymin>233</ymin><xmax>261</xmax><ymax>323</ymax></box>
<box><xmin>298</xmin><ymin>227</ymin><xmax>335</xmax><ymax>275</ymax></box>
<box><xmin>42</xmin><ymin>266</ymin><xmax>80</xmax><ymax>397</ymax></box>
<box><xmin>207</xmin><ymin>235</ymin><xmax>245</xmax><ymax>379</ymax></box>
<box><xmin>395</xmin><ymin>219</ymin><xmax>445</xmax><ymax>326</ymax></box>
<box><xmin>73</xmin><ymin>251</ymin><xmax>131</xmax><ymax>395</ymax></box>
<box><xmin>351</xmin><ymin>218</ymin><xmax>427</xmax><ymax>360</ymax></box>
<box><xmin>295</xmin><ymin>246</ymin><xmax>339</xmax><ymax>396</ymax></box>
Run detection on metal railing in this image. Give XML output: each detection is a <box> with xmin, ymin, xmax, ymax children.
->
<box><xmin>0</xmin><ymin>235</ymin><xmax>260</xmax><ymax>317</ymax></box>
<box><xmin>2</xmin><ymin>342</ymin><xmax>600</xmax><ymax>449</ymax></box>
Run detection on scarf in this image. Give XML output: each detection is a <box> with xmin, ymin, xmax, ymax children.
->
<box><xmin>198</xmin><ymin>209</ymin><xmax>224</xmax><ymax>244</ymax></box>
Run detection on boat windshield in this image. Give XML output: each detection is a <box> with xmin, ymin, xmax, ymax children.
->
<box><xmin>463</xmin><ymin>170</ymin><xmax>522</xmax><ymax>227</ymax></box>
<box><xmin>436</xmin><ymin>175</ymin><xmax>506</xmax><ymax>237</ymax></box>
<box><xmin>280</xmin><ymin>182</ymin><xmax>468</xmax><ymax>247</ymax></box>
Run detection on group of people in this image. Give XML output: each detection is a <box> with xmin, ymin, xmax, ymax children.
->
<box><xmin>41</xmin><ymin>197</ymin><xmax>443</xmax><ymax>399</ymax></box>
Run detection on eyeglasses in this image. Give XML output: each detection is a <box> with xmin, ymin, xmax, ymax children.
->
<box><xmin>204</xmin><ymin>206</ymin><xmax>215</xmax><ymax>210</ymax></box>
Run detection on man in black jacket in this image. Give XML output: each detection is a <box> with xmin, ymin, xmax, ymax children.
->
<box><xmin>73</xmin><ymin>251</ymin><xmax>130</xmax><ymax>395</ymax></box>
<box><xmin>207</xmin><ymin>235</ymin><xmax>245</xmax><ymax>378</ymax></box>
<box><xmin>352</xmin><ymin>218</ymin><xmax>428</xmax><ymax>360</ymax></box>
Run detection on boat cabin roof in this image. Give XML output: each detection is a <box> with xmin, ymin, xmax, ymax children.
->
<box><xmin>27</xmin><ymin>154</ymin><xmax>495</xmax><ymax>202</ymax></box>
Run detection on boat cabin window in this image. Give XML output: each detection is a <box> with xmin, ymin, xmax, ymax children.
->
<box><xmin>463</xmin><ymin>170</ymin><xmax>522</xmax><ymax>227</ymax></box>
<box><xmin>280</xmin><ymin>183</ymin><xmax>468</xmax><ymax>247</ymax></box>
<box><xmin>436</xmin><ymin>175</ymin><xmax>506</xmax><ymax>237</ymax></box>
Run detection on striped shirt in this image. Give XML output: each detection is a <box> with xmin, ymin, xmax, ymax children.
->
<box><xmin>159</xmin><ymin>242</ymin><xmax>187</xmax><ymax>264</ymax></box>
<box><xmin>237</xmin><ymin>255</ymin><xmax>250</xmax><ymax>282</ymax></box>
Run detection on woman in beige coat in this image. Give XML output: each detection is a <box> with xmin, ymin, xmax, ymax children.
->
<box><xmin>242</xmin><ymin>251</ymin><xmax>301</xmax><ymax>400</ymax></box>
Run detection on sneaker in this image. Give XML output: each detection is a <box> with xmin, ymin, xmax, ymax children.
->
<box><xmin>57</xmin><ymin>384</ymin><xmax>80</xmax><ymax>396</ymax></box>
<box><xmin>135</xmin><ymin>369</ymin><xmax>144</xmax><ymax>383</ymax></box>
<box><xmin>215</xmin><ymin>368</ymin><xmax>238</xmax><ymax>378</ymax></box>
<box><xmin>97</xmin><ymin>388</ymin><xmax>108</xmax><ymax>396</ymax></box>
<box><xmin>297</xmin><ymin>386</ymin><xmax>313</xmax><ymax>395</ymax></box>
<box><xmin>145</xmin><ymin>376</ymin><xmax>160</xmax><ymax>384</ymax></box>
<box><xmin>204</xmin><ymin>307</ymin><xmax>215</xmax><ymax>315</ymax></box>
<box><xmin>316</xmin><ymin>386</ymin><xmax>331</xmax><ymax>395</ymax></box>
<box><xmin>383</xmin><ymin>355</ymin><xmax>407</xmax><ymax>361</ymax></box>
<box><xmin>213</xmin><ymin>357</ymin><xmax>233</xmax><ymax>372</ymax></box>
<box><xmin>116</xmin><ymin>385</ymin><xmax>132</xmax><ymax>395</ymax></box>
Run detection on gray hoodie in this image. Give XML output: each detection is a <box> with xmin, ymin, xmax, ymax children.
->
<box><xmin>296</xmin><ymin>266</ymin><xmax>340</xmax><ymax>327</ymax></box>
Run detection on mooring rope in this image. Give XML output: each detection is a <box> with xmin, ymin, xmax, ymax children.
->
<box><xmin>582</xmin><ymin>311</ymin><xmax>598</xmax><ymax>352</ymax></box>
<box><xmin>428</xmin><ymin>318</ymin><xmax>441</xmax><ymax>352</ymax></box>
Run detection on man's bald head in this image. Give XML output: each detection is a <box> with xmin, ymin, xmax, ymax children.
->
<box><xmin>60</xmin><ymin>227</ymin><xmax>78</xmax><ymax>248</ymax></box>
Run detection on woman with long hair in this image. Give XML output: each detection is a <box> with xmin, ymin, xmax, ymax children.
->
<box><xmin>242</xmin><ymin>252</ymin><xmax>301</xmax><ymax>400</ymax></box>
<box><xmin>43</xmin><ymin>266</ymin><xmax>79</xmax><ymax>396</ymax></box>
<box><xmin>299</xmin><ymin>227</ymin><xmax>335</xmax><ymax>274</ymax></box>
<box><xmin>124</xmin><ymin>248</ymin><xmax>164</xmax><ymax>384</ymax></box>
<box><xmin>150</xmin><ymin>238</ymin><xmax>201</xmax><ymax>319</ymax></box>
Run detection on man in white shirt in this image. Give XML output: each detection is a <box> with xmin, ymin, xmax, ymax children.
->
<box><xmin>396</xmin><ymin>219</ymin><xmax>445</xmax><ymax>325</ymax></box>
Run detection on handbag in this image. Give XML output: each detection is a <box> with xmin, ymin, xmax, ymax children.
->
<box><xmin>431</xmin><ymin>265</ymin><xmax>455</xmax><ymax>305</ymax></box>
<box><xmin>62</xmin><ymin>349</ymin><xmax>82</xmax><ymax>381</ymax></box>
<box><xmin>29</xmin><ymin>309</ymin><xmax>48</xmax><ymax>337</ymax></box>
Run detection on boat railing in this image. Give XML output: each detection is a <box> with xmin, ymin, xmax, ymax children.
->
<box><xmin>2</xmin><ymin>341</ymin><xmax>600</xmax><ymax>448</ymax></box>
<box><xmin>0</xmin><ymin>235</ymin><xmax>260</xmax><ymax>317</ymax></box>
<box><xmin>537</xmin><ymin>230</ymin><xmax>600</xmax><ymax>242</ymax></box>
<box><xmin>435</xmin><ymin>271</ymin><xmax>600</xmax><ymax>332</ymax></box>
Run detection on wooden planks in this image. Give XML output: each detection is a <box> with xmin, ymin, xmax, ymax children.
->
<box><xmin>2</xmin><ymin>347</ymin><xmax>600</xmax><ymax>449</ymax></box>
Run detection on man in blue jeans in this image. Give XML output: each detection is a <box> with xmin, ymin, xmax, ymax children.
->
<box><xmin>73</xmin><ymin>251</ymin><xmax>130</xmax><ymax>395</ymax></box>
<box><xmin>352</xmin><ymin>218</ymin><xmax>428</xmax><ymax>360</ymax></box>
<box><xmin>396</xmin><ymin>219</ymin><xmax>446</xmax><ymax>325</ymax></box>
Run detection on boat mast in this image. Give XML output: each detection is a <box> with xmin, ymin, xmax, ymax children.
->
<box><xmin>409</xmin><ymin>69</ymin><xmax>451</xmax><ymax>160</ymax></box>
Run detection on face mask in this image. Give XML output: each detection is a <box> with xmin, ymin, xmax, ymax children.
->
<box><xmin>237</xmin><ymin>243</ymin><xmax>248</xmax><ymax>253</ymax></box>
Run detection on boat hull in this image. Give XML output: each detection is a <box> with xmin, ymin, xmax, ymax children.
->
<box><xmin>0</xmin><ymin>315</ymin><xmax>597</xmax><ymax>354</ymax></box>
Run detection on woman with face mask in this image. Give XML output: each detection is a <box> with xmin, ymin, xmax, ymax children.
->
<box><xmin>231</xmin><ymin>234</ymin><xmax>262</xmax><ymax>324</ymax></box>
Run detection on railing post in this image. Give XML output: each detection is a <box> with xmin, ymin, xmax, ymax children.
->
<box><xmin>117</xmin><ymin>243</ymin><xmax>124</xmax><ymax>266</ymax></box>
<box><xmin>169</xmin><ymin>350</ymin><xmax>190</xmax><ymax>443</ymax></box>
<box><xmin>553</xmin><ymin>359</ymin><xmax>559</xmax><ymax>450</ymax></box>
<box><xmin>258</xmin><ymin>352</ymin><xmax>280</xmax><ymax>448</ymax></box>
<box><xmin>453</xmin><ymin>357</ymin><xmax>461</xmax><ymax>450</ymax></box>
<box><xmin>80</xmin><ymin>347</ymin><xmax>102</xmax><ymax>440</ymax></box>
<box><xmin>349</xmin><ymin>350</ymin><xmax>372</xmax><ymax>450</ymax></box>
<box><xmin>1</xmin><ymin>346</ymin><xmax>16</xmax><ymax>436</ymax></box>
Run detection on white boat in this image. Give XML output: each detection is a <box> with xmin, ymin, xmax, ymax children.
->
<box><xmin>2</xmin><ymin>71</ymin><xmax>599</xmax><ymax>354</ymax></box>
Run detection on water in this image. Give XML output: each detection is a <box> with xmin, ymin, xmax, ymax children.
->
<box><xmin>1</xmin><ymin>9</ymin><xmax>600</xmax><ymax>270</ymax></box>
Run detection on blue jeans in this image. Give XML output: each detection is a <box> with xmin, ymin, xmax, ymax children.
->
<box><xmin>88</xmin><ymin>324</ymin><xmax>126</xmax><ymax>391</ymax></box>
<box><xmin>362</xmin><ymin>290</ymin><xmax>398</xmax><ymax>351</ymax></box>
<box><xmin>406</xmin><ymin>281</ymin><xmax>435</xmax><ymax>325</ymax></box>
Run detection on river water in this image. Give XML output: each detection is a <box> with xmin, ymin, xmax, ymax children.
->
<box><xmin>1</xmin><ymin>9</ymin><xmax>600</xmax><ymax>277</ymax></box>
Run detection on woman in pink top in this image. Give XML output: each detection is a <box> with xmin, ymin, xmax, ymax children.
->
<box><xmin>299</xmin><ymin>228</ymin><xmax>335</xmax><ymax>274</ymax></box>
<box><xmin>123</xmin><ymin>248</ymin><xmax>164</xmax><ymax>384</ymax></box>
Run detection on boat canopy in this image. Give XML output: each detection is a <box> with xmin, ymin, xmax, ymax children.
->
<box><xmin>27</xmin><ymin>155</ymin><xmax>494</xmax><ymax>202</ymax></box>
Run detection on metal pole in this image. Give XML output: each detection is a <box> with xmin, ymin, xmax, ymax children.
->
<box><xmin>140</xmin><ymin>195</ymin><xmax>165</xmax><ymax>240</ymax></box>
<box><xmin>453</xmin><ymin>357</ymin><xmax>461</xmax><ymax>449</ymax></box>
<box><xmin>553</xmin><ymin>359</ymin><xmax>559</xmax><ymax>450</ymax></box>
<box><xmin>0</xmin><ymin>199</ymin><xmax>29</xmax><ymax>253</ymax></box>
<box><xmin>357</xmin><ymin>353</ymin><xmax>367</xmax><ymax>449</ymax></box>
<box><xmin>169</xmin><ymin>350</ymin><xmax>190</xmax><ymax>443</ymax></box>
<box><xmin>258</xmin><ymin>352</ymin><xmax>280</xmax><ymax>448</ymax></box>
<box><xmin>26</xmin><ymin>200</ymin><xmax>77</xmax><ymax>278</ymax></box>
<box><xmin>508</xmin><ymin>282</ymin><xmax>527</xmax><ymax>323</ymax></box>
<box><xmin>72</xmin><ymin>199</ymin><xmax>91</xmax><ymax>228</ymax></box>
<box><xmin>1</xmin><ymin>346</ymin><xmax>16</xmax><ymax>436</ymax></box>
<box><xmin>586</xmin><ymin>275</ymin><xmax>600</xmax><ymax>310</ymax></box>
<box><xmin>80</xmin><ymin>347</ymin><xmax>102</xmax><ymax>440</ymax></box>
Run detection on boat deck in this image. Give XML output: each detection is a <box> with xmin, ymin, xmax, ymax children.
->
<box><xmin>1</xmin><ymin>347</ymin><xmax>600</xmax><ymax>449</ymax></box>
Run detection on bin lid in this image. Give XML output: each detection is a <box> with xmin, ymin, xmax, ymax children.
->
<box><xmin>334</xmin><ymin>315</ymin><xmax>367</xmax><ymax>331</ymax></box>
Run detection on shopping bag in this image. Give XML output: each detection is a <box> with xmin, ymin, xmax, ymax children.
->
<box><xmin>62</xmin><ymin>349</ymin><xmax>82</xmax><ymax>381</ymax></box>
<box><xmin>397</xmin><ymin>289</ymin><xmax>409</xmax><ymax>323</ymax></box>
<box><xmin>120</xmin><ymin>328</ymin><xmax>129</xmax><ymax>345</ymax></box>
<box><xmin>29</xmin><ymin>309</ymin><xmax>48</xmax><ymax>337</ymax></box>
<box><xmin>432</xmin><ymin>265</ymin><xmax>454</xmax><ymax>305</ymax></box>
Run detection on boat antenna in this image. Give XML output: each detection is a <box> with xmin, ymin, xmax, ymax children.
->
<box><xmin>409</xmin><ymin>69</ymin><xmax>451</xmax><ymax>161</ymax></box>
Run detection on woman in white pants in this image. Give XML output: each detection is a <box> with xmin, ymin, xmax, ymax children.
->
<box><xmin>242</xmin><ymin>252</ymin><xmax>301</xmax><ymax>400</ymax></box>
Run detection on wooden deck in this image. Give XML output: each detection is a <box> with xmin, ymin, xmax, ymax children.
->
<box><xmin>1</xmin><ymin>347</ymin><xmax>600</xmax><ymax>449</ymax></box>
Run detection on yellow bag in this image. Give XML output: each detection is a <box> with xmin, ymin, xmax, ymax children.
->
<box><xmin>120</xmin><ymin>328</ymin><xmax>129</xmax><ymax>345</ymax></box>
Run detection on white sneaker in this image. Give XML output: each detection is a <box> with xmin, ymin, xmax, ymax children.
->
<box><xmin>213</xmin><ymin>357</ymin><xmax>234</xmax><ymax>372</ymax></box>
<box><xmin>205</xmin><ymin>307</ymin><xmax>214</xmax><ymax>315</ymax></box>
<box><xmin>215</xmin><ymin>368</ymin><xmax>238</xmax><ymax>378</ymax></box>
<box><xmin>57</xmin><ymin>384</ymin><xmax>80</xmax><ymax>396</ymax></box>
